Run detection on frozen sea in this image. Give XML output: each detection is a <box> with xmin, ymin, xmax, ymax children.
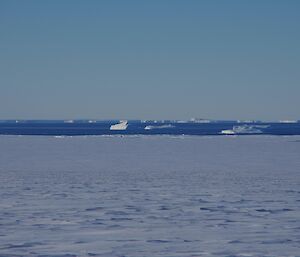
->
<box><xmin>0</xmin><ymin>135</ymin><xmax>300</xmax><ymax>257</ymax></box>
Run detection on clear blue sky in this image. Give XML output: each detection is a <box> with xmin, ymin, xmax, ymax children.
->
<box><xmin>0</xmin><ymin>0</ymin><xmax>299</xmax><ymax>120</ymax></box>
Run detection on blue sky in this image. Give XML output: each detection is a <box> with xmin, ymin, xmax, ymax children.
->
<box><xmin>0</xmin><ymin>0</ymin><xmax>299</xmax><ymax>120</ymax></box>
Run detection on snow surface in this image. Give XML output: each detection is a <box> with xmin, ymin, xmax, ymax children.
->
<box><xmin>0</xmin><ymin>135</ymin><xmax>300</xmax><ymax>257</ymax></box>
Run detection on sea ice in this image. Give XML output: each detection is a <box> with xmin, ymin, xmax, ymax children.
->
<box><xmin>0</xmin><ymin>135</ymin><xmax>299</xmax><ymax>256</ymax></box>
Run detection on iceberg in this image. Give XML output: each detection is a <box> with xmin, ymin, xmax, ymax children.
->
<box><xmin>221</xmin><ymin>125</ymin><xmax>268</xmax><ymax>135</ymax></box>
<box><xmin>110</xmin><ymin>120</ymin><xmax>128</xmax><ymax>130</ymax></box>
<box><xmin>279</xmin><ymin>120</ymin><xmax>297</xmax><ymax>123</ymax></box>
<box><xmin>144</xmin><ymin>124</ymin><xmax>175</xmax><ymax>130</ymax></box>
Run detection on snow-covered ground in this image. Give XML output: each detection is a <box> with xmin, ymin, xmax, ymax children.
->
<box><xmin>0</xmin><ymin>135</ymin><xmax>299</xmax><ymax>257</ymax></box>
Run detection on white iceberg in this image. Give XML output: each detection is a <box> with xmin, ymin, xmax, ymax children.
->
<box><xmin>110</xmin><ymin>120</ymin><xmax>128</xmax><ymax>130</ymax></box>
<box><xmin>221</xmin><ymin>125</ymin><xmax>268</xmax><ymax>135</ymax></box>
<box><xmin>144</xmin><ymin>124</ymin><xmax>175</xmax><ymax>130</ymax></box>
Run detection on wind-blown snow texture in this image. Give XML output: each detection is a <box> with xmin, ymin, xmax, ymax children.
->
<box><xmin>0</xmin><ymin>135</ymin><xmax>300</xmax><ymax>257</ymax></box>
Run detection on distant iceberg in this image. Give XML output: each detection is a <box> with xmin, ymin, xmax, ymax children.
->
<box><xmin>110</xmin><ymin>120</ymin><xmax>128</xmax><ymax>130</ymax></box>
<box><xmin>190</xmin><ymin>118</ymin><xmax>211</xmax><ymax>123</ymax></box>
<box><xmin>64</xmin><ymin>120</ymin><xmax>74</xmax><ymax>123</ymax></box>
<box><xmin>279</xmin><ymin>120</ymin><xmax>297</xmax><ymax>123</ymax></box>
<box><xmin>220</xmin><ymin>129</ymin><xmax>236</xmax><ymax>135</ymax></box>
<box><xmin>221</xmin><ymin>125</ymin><xmax>269</xmax><ymax>135</ymax></box>
<box><xmin>144</xmin><ymin>124</ymin><xmax>175</xmax><ymax>130</ymax></box>
<box><xmin>237</xmin><ymin>120</ymin><xmax>260</xmax><ymax>123</ymax></box>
